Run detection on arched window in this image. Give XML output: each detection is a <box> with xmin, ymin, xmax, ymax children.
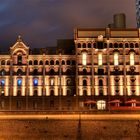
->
<box><xmin>83</xmin><ymin>69</ymin><xmax>87</xmax><ymax>75</ymax></box>
<box><xmin>7</xmin><ymin>60</ymin><xmax>10</xmax><ymax>65</ymax></box>
<box><xmin>99</xmin><ymin>79</ymin><xmax>103</xmax><ymax>86</ymax></box>
<box><xmin>34</xmin><ymin>60</ymin><xmax>38</xmax><ymax>65</ymax></box>
<box><xmin>66</xmin><ymin>60</ymin><xmax>70</xmax><ymax>65</ymax></box>
<box><xmin>50</xmin><ymin>90</ymin><xmax>54</xmax><ymax>96</ymax></box>
<box><xmin>33</xmin><ymin>79</ymin><xmax>38</xmax><ymax>86</ymax></box>
<box><xmin>82</xmin><ymin>52</ymin><xmax>87</xmax><ymax>65</ymax></box>
<box><xmin>17</xmin><ymin>79</ymin><xmax>22</xmax><ymax>86</ymax></box>
<box><xmin>83</xmin><ymin>43</ymin><xmax>86</xmax><ymax>48</ymax></box>
<box><xmin>50</xmin><ymin>60</ymin><xmax>54</xmax><ymax>65</ymax></box>
<box><xmin>45</xmin><ymin>60</ymin><xmax>49</xmax><ymax>65</ymax></box>
<box><xmin>135</xmin><ymin>43</ymin><xmax>139</xmax><ymax>48</ymax></box>
<box><xmin>109</xmin><ymin>43</ymin><xmax>113</xmax><ymax>48</ymax></box>
<box><xmin>29</xmin><ymin>60</ymin><xmax>32</xmax><ymax>65</ymax></box>
<box><xmin>1</xmin><ymin>80</ymin><xmax>5</xmax><ymax>86</ymax></box>
<box><xmin>130</xmin><ymin>43</ymin><xmax>134</xmax><ymax>48</ymax></box>
<box><xmin>62</xmin><ymin>60</ymin><xmax>65</xmax><ymax>65</ymax></box>
<box><xmin>114</xmin><ymin>52</ymin><xmax>119</xmax><ymax>66</ymax></box>
<box><xmin>83</xmin><ymin>90</ymin><xmax>87</xmax><ymax>96</ymax></box>
<box><xmin>93</xmin><ymin>43</ymin><xmax>97</xmax><ymax>48</ymax></box>
<box><xmin>125</xmin><ymin>43</ymin><xmax>129</xmax><ymax>48</ymax></box>
<box><xmin>88</xmin><ymin>43</ymin><xmax>91</xmax><ymax>48</ymax></box>
<box><xmin>114</xmin><ymin>43</ymin><xmax>118</xmax><ymax>48</ymax></box>
<box><xmin>104</xmin><ymin>43</ymin><xmax>107</xmax><ymax>48</ymax></box>
<box><xmin>1</xmin><ymin>69</ymin><xmax>5</xmax><ymax>76</ymax></box>
<box><xmin>66</xmin><ymin>79</ymin><xmax>71</xmax><ymax>86</ymax></box>
<box><xmin>83</xmin><ymin>80</ymin><xmax>87</xmax><ymax>86</ymax></box>
<box><xmin>78</xmin><ymin>43</ymin><xmax>81</xmax><ymax>48</ymax></box>
<box><xmin>56</xmin><ymin>60</ymin><xmax>59</xmax><ymax>65</ymax></box>
<box><xmin>1</xmin><ymin>60</ymin><xmax>5</xmax><ymax>65</ymax></box>
<box><xmin>17</xmin><ymin>55</ymin><xmax>22</xmax><ymax>65</ymax></box>
<box><xmin>119</xmin><ymin>43</ymin><xmax>123</xmax><ymax>48</ymax></box>
<box><xmin>39</xmin><ymin>60</ymin><xmax>43</xmax><ymax>65</ymax></box>
<box><xmin>50</xmin><ymin>69</ymin><xmax>55</xmax><ymax>75</ymax></box>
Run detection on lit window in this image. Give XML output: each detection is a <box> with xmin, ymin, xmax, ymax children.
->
<box><xmin>33</xmin><ymin>79</ymin><xmax>38</xmax><ymax>86</ymax></box>
<box><xmin>50</xmin><ymin>78</ymin><xmax>54</xmax><ymax>86</ymax></box>
<box><xmin>132</xmin><ymin>103</ymin><xmax>136</xmax><ymax>107</ymax></box>
<box><xmin>97</xmin><ymin>100</ymin><xmax>106</xmax><ymax>110</ymax></box>
<box><xmin>1</xmin><ymin>90</ymin><xmax>4</xmax><ymax>96</ymax></box>
<box><xmin>130</xmin><ymin>52</ymin><xmax>134</xmax><ymax>65</ymax></box>
<box><xmin>1</xmin><ymin>80</ymin><xmax>5</xmax><ymax>86</ymax></box>
<box><xmin>17</xmin><ymin>79</ymin><xmax>22</xmax><ymax>86</ymax></box>
<box><xmin>1</xmin><ymin>70</ymin><xmax>5</xmax><ymax>76</ymax></box>
<box><xmin>82</xmin><ymin>52</ymin><xmax>87</xmax><ymax>65</ymax></box>
<box><xmin>98</xmin><ymin>53</ymin><xmax>102</xmax><ymax>65</ymax></box>
<box><xmin>114</xmin><ymin>52</ymin><xmax>119</xmax><ymax>66</ymax></box>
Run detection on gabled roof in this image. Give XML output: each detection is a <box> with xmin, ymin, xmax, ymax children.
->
<box><xmin>10</xmin><ymin>35</ymin><xmax>29</xmax><ymax>55</ymax></box>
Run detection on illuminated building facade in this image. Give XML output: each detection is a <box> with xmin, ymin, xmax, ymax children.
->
<box><xmin>0</xmin><ymin>28</ymin><xmax>140</xmax><ymax>111</ymax></box>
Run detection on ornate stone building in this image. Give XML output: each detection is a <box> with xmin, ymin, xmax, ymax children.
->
<box><xmin>0</xmin><ymin>28</ymin><xmax>140</xmax><ymax>111</ymax></box>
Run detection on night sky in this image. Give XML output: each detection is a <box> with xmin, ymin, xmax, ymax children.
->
<box><xmin>0</xmin><ymin>0</ymin><xmax>136</xmax><ymax>50</ymax></box>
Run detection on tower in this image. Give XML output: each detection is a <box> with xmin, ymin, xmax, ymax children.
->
<box><xmin>136</xmin><ymin>0</ymin><xmax>140</xmax><ymax>27</ymax></box>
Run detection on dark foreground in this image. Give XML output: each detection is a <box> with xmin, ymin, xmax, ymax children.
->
<box><xmin>0</xmin><ymin>119</ymin><xmax>140</xmax><ymax>140</ymax></box>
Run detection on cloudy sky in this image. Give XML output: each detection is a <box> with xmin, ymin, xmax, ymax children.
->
<box><xmin>0</xmin><ymin>0</ymin><xmax>136</xmax><ymax>49</ymax></box>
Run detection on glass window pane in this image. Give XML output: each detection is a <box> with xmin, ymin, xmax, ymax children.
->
<box><xmin>1</xmin><ymin>80</ymin><xmax>5</xmax><ymax>86</ymax></box>
<box><xmin>17</xmin><ymin>79</ymin><xmax>22</xmax><ymax>86</ymax></box>
<box><xmin>33</xmin><ymin>79</ymin><xmax>38</xmax><ymax>86</ymax></box>
<box><xmin>82</xmin><ymin>53</ymin><xmax>87</xmax><ymax>65</ymax></box>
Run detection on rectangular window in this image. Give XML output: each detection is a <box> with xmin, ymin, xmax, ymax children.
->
<box><xmin>82</xmin><ymin>53</ymin><xmax>87</xmax><ymax>65</ymax></box>
<box><xmin>98</xmin><ymin>53</ymin><xmax>102</xmax><ymax>66</ymax></box>
<box><xmin>114</xmin><ymin>53</ymin><xmax>119</xmax><ymax>66</ymax></box>
<box><xmin>50</xmin><ymin>78</ymin><xmax>54</xmax><ymax>86</ymax></box>
<box><xmin>130</xmin><ymin>52</ymin><xmax>134</xmax><ymax>65</ymax></box>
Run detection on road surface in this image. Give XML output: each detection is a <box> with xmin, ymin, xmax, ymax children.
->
<box><xmin>0</xmin><ymin>114</ymin><xmax>140</xmax><ymax>120</ymax></box>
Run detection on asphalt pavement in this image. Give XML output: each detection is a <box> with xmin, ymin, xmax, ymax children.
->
<box><xmin>0</xmin><ymin>114</ymin><xmax>140</xmax><ymax>120</ymax></box>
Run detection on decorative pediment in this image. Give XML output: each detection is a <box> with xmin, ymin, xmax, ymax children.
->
<box><xmin>10</xmin><ymin>35</ymin><xmax>29</xmax><ymax>56</ymax></box>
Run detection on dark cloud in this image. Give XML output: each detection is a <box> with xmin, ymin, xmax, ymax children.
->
<box><xmin>0</xmin><ymin>0</ymin><xmax>136</xmax><ymax>49</ymax></box>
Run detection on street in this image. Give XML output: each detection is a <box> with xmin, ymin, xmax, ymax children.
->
<box><xmin>0</xmin><ymin>114</ymin><xmax>140</xmax><ymax>120</ymax></box>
